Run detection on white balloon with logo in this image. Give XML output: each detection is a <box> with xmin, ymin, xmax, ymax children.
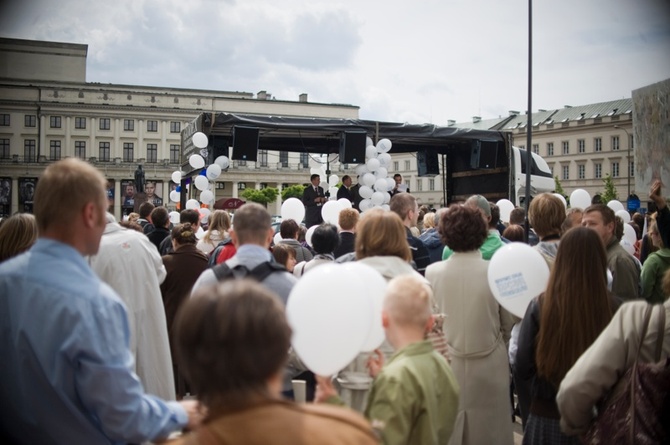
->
<box><xmin>206</xmin><ymin>164</ymin><xmax>222</xmax><ymax>181</ymax></box>
<box><xmin>189</xmin><ymin>154</ymin><xmax>205</xmax><ymax>169</ymax></box>
<box><xmin>214</xmin><ymin>155</ymin><xmax>230</xmax><ymax>169</ymax></box>
<box><xmin>622</xmin><ymin>223</ymin><xmax>637</xmax><ymax>246</ymax></box>
<box><xmin>376</xmin><ymin>138</ymin><xmax>392</xmax><ymax>153</ymax></box>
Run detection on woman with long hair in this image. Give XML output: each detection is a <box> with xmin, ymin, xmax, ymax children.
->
<box><xmin>0</xmin><ymin>213</ymin><xmax>38</xmax><ymax>263</ymax></box>
<box><xmin>515</xmin><ymin>227</ymin><xmax>617</xmax><ymax>444</ymax></box>
<box><xmin>197</xmin><ymin>210</ymin><xmax>231</xmax><ymax>255</ymax></box>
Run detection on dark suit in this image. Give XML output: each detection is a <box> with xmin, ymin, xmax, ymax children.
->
<box><xmin>337</xmin><ymin>185</ymin><xmax>352</xmax><ymax>202</ymax></box>
<box><xmin>334</xmin><ymin>232</ymin><xmax>355</xmax><ymax>259</ymax></box>
<box><xmin>303</xmin><ymin>185</ymin><xmax>325</xmax><ymax>227</ymax></box>
<box><xmin>350</xmin><ymin>184</ymin><xmax>362</xmax><ymax>212</ymax></box>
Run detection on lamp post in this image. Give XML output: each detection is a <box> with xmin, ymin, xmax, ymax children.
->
<box><xmin>614</xmin><ymin>125</ymin><xmax>631</xmax><ymax>200</ymax></box>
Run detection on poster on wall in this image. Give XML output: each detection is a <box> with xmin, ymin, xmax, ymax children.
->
<box><xmin>18</xmin><ymin>177</ymin><xmax>38</xmax><ymax>213</ymax></box>
<box><xmin>144</xmin><ymin>180</ymin><xmax>163</xmax><ymax>207</ymax></box>
<box><xmin>106</xmin><ymin>179</ymin><xmax>115</xmax><ymax>213</ymax></box>
<box><xmin>120</xmin><ymin>179</ymin><xmax>136</xmax><ymax>216</ymax></box>
<box><xmin>120</xmin><ymin>179</ymin><xmax>164</xmax><ymax>216</ymax></box>
<box><xmin>0</xmin><ymin>177</ymin><xmax>11</xmax><ymax>218</ymax></box>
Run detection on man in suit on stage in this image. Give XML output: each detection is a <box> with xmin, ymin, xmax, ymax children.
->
<box><xmin>337</xmin><ymin>175</ymin><xmax>353</xmax><ymax>202</ymax></box>
<box><xmin>303</xmin><ymin>174</ymin><xmax>326</xmax><ymax>227</ymax></box>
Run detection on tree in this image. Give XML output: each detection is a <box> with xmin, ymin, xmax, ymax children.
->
<box><xmin>281</xmin><ymin>184</ymin><xmax>305</xmax><ymax>201</ymax></box>
<box><xmin>240</xmin><ymin>187</ymin><xmax>279</xmax><ymax>207</ymax></box>
<box><xmin>601</xmin><ymin>173</ymin><xmax>619</xmax><ymax>203</ymax></box>
<box><xmin>554</xmin><ymin>176</ymin><xmax>566</xmax><ymax>198</ymax></box>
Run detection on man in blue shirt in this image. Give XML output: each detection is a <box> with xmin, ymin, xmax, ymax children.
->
<box><xmin>0</xmin><ymin>158</ymin><xmax>200</xmax><ymax>445</ymax></box>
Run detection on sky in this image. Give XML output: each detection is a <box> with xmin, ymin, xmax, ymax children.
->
<box><xmin>1</xmin><ymin>0</ymin><xmax>669</xmax><ymax>125</ymax></box>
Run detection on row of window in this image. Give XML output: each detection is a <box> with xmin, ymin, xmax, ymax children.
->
<box><xmin>544</xmin><ymin>136</ymin><xmax>632</xmax><ymax>156</ymax></box>
<box><xmin>557</xmin><ymin>161</ymin><xmax>634</xmax><ymax>180</ymax></box>
<box><xmin>0</xmin><ymin>114</ymin><xmax>181</xmax><ymax>133</ymax></box>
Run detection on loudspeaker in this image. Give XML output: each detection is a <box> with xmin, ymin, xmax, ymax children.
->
<box><xmin>417</xmin><ymin>150</ymin><xmax>440</xmax><ymax>176</ymax></box>
<box><xmin>207</xmin><ymin>135</ymin><xmax>230</xmax><ymax>165</ymax></box>
<box><xmin>339</xmin><ymin>131</ymin><xmax>367</xmax><ymax>164</ymax></box>
<box><xmin>470</xmin><ymin>140</ymin><xmax>498</xmax><ymax>169</ymax></box>
<box><xmin>231</xmin><ymin>126</ymin><xmax>259</xmax><ymax>162</ymax></box>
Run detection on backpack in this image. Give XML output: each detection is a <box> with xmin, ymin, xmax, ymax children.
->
<box><xmin>212</xmin><ymin>261</ymin><xmax>287</xmax><ymax>283</ymax></box>
<box><xmin>208</xmin><ymin>237</ymin><xmax>235</xmax><ymax>267</ymax></box>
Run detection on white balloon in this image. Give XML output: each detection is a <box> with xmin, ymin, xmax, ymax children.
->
<box><xmin>376</xmin><ymin>138</ymin><xmax>392</xmax><ymax>153</ymax></box>
<box><xmin>206</xmin><ymin>164</ymin><xmax>222</xmax><ymax>180</ymax></box>
<box><xmin>321</xmin><ymin>200</ymin><xmax>344</xmax><ymax>225</ymax></box>
<box><xmin>623</xmin><ymin>222</ymin><xmax>637</xmax><ymax>246</ymax></box>
<box><xmin>169</xmin><ymin>190</ymin><xmax>180</xmax><ymax>203</ymax></box>
<box><xmin>381</xmin><ymin>204</ymin><xmax>390</xmax><ymax>211</ymax></box>
<box><xmin>352</xmin><ymin>263</ymin><xmax>388</xmax><ymax>352</ymax></box>
<box><xmin>355</xmin><ymin>164</ymin><xmax>368</xmax><ymax>176</ymax></box>
<box><xmin>377</xmin><ymin>152</ymin><xmax>392</xmax><ymax>167</ymax></box>
<box><xmin>366</xmin><ymin>146</ymin><xmax>378</xmax><ymax>160</ymax></box>
<box><xmin>319</xmin><ymin>175</ymin><xmax>327</xmax><ymax>187</ymax></box>
<box><xmin>386</xmin><ymin>177</ymin><xmax>396</xmax><ymax>190</ymax></box>
<box><xmin>359</xmin><ymin>199</ymin><xmax>373</xmax><ymax>212</ymax></box>
<box><xmin>286</xmin><ymin>263</ymin><xmax>375</xmax><ymax>376</ymax></box>
<box><xmin>371</xmin><ymin>191</ymin><xmax>385</xmax><ymax>206</ymax></box>
<box><xmin>338</xmin><ymin>198</ymin><xmax>353</xmax><ymax>209</ymax></box>
<box><xmin>195</xmin><ymin>226</ymin><xmax>205</xmax><ymax>240</ymax></box>
<box><xmin>214</xmin><ymin>155</ymin><xmax>230</xmax><ymax>169</ymax></box>
<box><xmin>200</xmin><ymin>189</ymin><xmax>215</xmax><ymax>204</ymax></box>
<box><xmin>382</xmin><ymin>192</ymin><xmax>391</xmax><ymax>204</ymax></box>
<box><xmin>366</xmin><ymin>158</ymin><xmax>381</xmax><ymax>172</ymax></box>
<box><xmin>310</xmin><ymin>168</ymin><xmax>322</xmax><ymax>177</ymax></box>
<box><xmin>488</xmin><ymin>243</ymin><xmax>551</xmax><ymax>318</ymax></box>
<box><xmin>365</xmin><ymin>136</ymin><xmax>374</xmax><ymax>147</ymax></box>
<box><xmin>569</xmin><ymin>189</ymin><xmax>591</xmax><ymax>209</ymax></box>
<box><xmin>171</xmin><ymin>170</ymin><xmax>182</xmax><ymax>184</ymax></box>
<box><xmin>359</xmin><ymin>185</ymin><xmax>374</xmax><ymax>199</ymax></box>
<box><xmin>607</xmin><ymin>200</ymin><xmax>625</xmax><ymax>213</ymax></box>
<box><xmin>328</xmin><ymin>187</ymin><xmax>338</xmax><ymax>200</ymax></box>
<box><xmin>329</xmin><ymin>174</ymin><xmax>340</xmax><ymax>187</ymax></box>
<box><xmin>192</xmin><ymin>132</ymin><xmax>209</xmax><ymax>149</ymax></box>
<box><xmin>620</xmin><ymin>239</ymin><xmax>635</xmax><ymax>256</ymax></box>
<box><xmin>616</xmin><ymin>209</ymin><xmax>631</xmax><ymax>223</ymax></box>
<box><xmin>553</xmin><ymin>193</ymin><xmax>567</xmax><ymax>209</ymax></box>
<box><xmin>374</xmin><ymin>178</ymin><xmax>389</xmax><ymax>192</ymax></box>
<box><xmin>185</xmin><ymin>199</ymin><xmax>200</xmax><ymax>210</ymax></box>
<box><xmin>169</xmin><ymin>211</ymin><xmax>180</xmax><ymax>225</ymax></box>
<box><xmin>362</xmin><ymin>173</ymin><xmax>376</xmax><ymax>187</ymax></box>
<box><xmin>305</xmin><ymin>225</ymin><xmax>318</xmax><ymax>247</ymax></box>
<box><xmin>374</xmin><ymin>167</ymin><xmax>388</xmax><ymax>179</ymax></box>
<box><xmin>496</xmin><ymin>199</ymin><xmax>515</xmax><ymax>224</ymax></box>
<box><xmin>273</xmin><ymin>232</ymin><xmax>283</xmax><ymax>246</ymax></box>
<box><xmin>199</xmin><ymin>207</ymin><xmax>211</xmax><ymax>223</ymax></box>
<box><xmin>189</xmin><ymin>154</ymin><xmax>205</xmax><ymax>169</ymax></box>
<box><xmin>281</xmin><ymin>198</ymin><xmax>306</xmax><ymax>224</ymax></box>
<box><xmin>194</xmin><ymin>175</ymin><xmax>209</xmax><ymax>191</ymax></box>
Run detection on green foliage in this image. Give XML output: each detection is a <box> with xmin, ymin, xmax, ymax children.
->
<box><xmin>281</xmin><ymin>184</ymin><xmax>306</xmax><ymax>201</ymax></box>
<box><xmin>554</xmin><ymin>176</ymin><xmax>566</xmax><ymax>197</ymax></box>
<box><xmin>601</xmin><ymin>173</ymin><xmax>619</xmax><ymax>203</ymax></box>
<box><xmin>241</xmin><ymin>187</ymin><xmax>279</xmax><ymax>207</ymax></box>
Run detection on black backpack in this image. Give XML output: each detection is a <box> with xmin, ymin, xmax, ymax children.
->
<box><xmin>212</xmin><ymin>261</ymin><xmax>287</xmax><ymax>282</ymax></box>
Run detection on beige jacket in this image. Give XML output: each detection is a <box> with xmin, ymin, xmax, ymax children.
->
<box><xmin>557</xmin><ymin>300</ymin><xmax>670</xmax><ymax>435</ymax></box>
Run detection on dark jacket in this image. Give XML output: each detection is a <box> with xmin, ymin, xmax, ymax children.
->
<box><xmin>303</xmin><ymin>185</ymin><xmax>325</xmax><ymax>227</ymax></box>
<box><xmin>147</xmin><ymin>227</ymin><xmax>170</xmax><ymax>251</ymax></box>
<box><xmin>418</xmin><ymin>228</ymin><xmax>444</xmax><ymax>265</ymax></box>
<box><xmin>333</xmin><ymin>232</ymin><xmax>355</xmax><ymax>259</ymax></box>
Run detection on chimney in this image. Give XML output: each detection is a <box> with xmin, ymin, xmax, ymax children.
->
<box><xmin>509</xmin><ymin>110</ymin><xmax>520</xmax><ymax>116</ymax></box>
<box><xmin>472</xmin><ymin>116</ymin><xmax>481</xmax><ymax>123</ymax></box>
<box><xmin>447</xmin><ymin>120</ymin><xmax>456</xmax><ymax>126</ymax></box>
<box><xmin>299</xmin><ymin>93</ymin><xmax>308</xmax><ymax>103</ymax></box>
<box><xmin>564</xmin><ymin>105</ymin><xmax>572</xmax><ymax>108</ymax></box>
<box><xmin>538</xmin><ymin>109</ymin><xmax>546</xmax><ymax>112</ymax></box>
<box><xmin>257</xmin><ymin>90</ymin><xmax>267</xmax><ymax>100</ymax></box>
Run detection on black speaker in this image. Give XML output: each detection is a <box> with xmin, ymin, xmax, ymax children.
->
<box><xmin>207</xmin><ymin>135</ymin><xmax>230</xmax><ymax>165</ymax></box>
<box><xmin>231</xmin><ymin>126</ymin><xmax>259</xmax><ymax>162</ymax></box>
<box><xmin>417</xmin><ymin>150</ymin><xmax>440</xmax><ymax>177</ymax></box>
<box><xmin>470</xmin><ymin>140</ymin><xmax>498</xmax><ymax>169</ymax></box>
<box><xmin>339</xmin><ymin>131</ymin><xmax>367</xmax><ymax>164</ymax></box>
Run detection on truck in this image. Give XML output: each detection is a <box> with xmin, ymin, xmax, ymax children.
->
<box><xmin>181</xmin><ymin>112</ymin><xmax>554</xmax><ymax>207</ymax></box>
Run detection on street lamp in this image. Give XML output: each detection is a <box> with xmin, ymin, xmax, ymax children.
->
<box><xmin>614</xmin><ymin>125</ymin><xmax>631</xmax><ymax>200</ymax></box>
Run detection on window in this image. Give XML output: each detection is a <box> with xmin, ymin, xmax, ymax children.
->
<box><xmin>629</xmin><ymin>134</ymin><xmax>634</xmax><ymax>149</ymax></box>
<box><xmin>238</xmin><ymin>160</ymin><xmax>247</xmax><ymax>166</ymax></box>
<box><xmin>532</xmin><ymin>144</ymin><xmax>539</xmax><ymax>154</ymax></box>
<box><xmin>0</xmin><ymin>139</ymin><xmax>9</xmax><ymax>159</ymax></box>
<box><xmin>404</xmin><ymin>160</ymin><xmax>411</xmax><ymax>171</ymax></box>
<box><xmin>594</xmin><ymin>137</ymin><xmax>602</xmax><ymax>152</ymax></box>
<box><xmin>123</xmin><ymin>119</ymin><xmax>134</xmax><ymax>131</ymax></box>
<box><xmin>258</xmin><ymin>149</ymin><xmax>268</xmax><ymax>167</ymax></box>
<box><xmin>416</xmin><ymin>178</ymin><xmax>423</xmax><ymax>191</ymax></box>
<box><xmin>48</xmin><ymin>140</ymin><xmax>61</xmax><ymax>160</ymax></box>
<box><xmin>123</xmin><ymin>143</ymin><xmax>134</xmax><ymax>162</ymax></box>
<box><xmin>25</xmin><ymin>115</ymin><xmax>36</xmax><ymax>127</ymax></box>
<box><xmin>562</xmin><ymin>165</ymin><xmax>569</xmax><ymax>180</ymax></box>
<box><xmin>99</xmin><ymin>142</ymin><xmax>110</xmax><ymax>162</ymax></box>
<box><xmin>147</xmin><ymin>143</ymin><xmax>158</xmax><ymax>163</ymax></box>
<box><xmin>393</xmin><ymin>161</ymin><xmax>399</xmax><ymax>171</ymax></box>
<box><xmin>170</xmin><ymin>144</ymin><xmax>180</xmax><ymax>163</ymax></box>
<box><xmin>99</xmin><ymin>118</ymin><xmax>111</xmax><ymax>130</ymax></box>
<box><xmin>547</xmin><ymin>142</ymin><xmax>554</xmax><ymax>156</ymax></box>
<box><xmin>75</xmin><ymin>117</ymin><xmax>86</xmax><ymax>129</ymax></box>
<box><xmin>578</xmin><ymin>164</ymin><xmax>585</xmax><ymax>179</ymax></box>
<box><xmin>24</xmin><ymin>139</ymin><xmax>36</xmax><ymax>162</ymax></box>
<box><xmin>50</xmin><ymin>116</ymin><xmax>62</xmax><ymax>128</ymax></box>
<box><xmin>562</xmin><ymin>141</ymin><xmax>569</xmax><ymax>155</ymax></box>
<box><xmin>630</xmin><ymin>161</ymin><xmax>635</xmax><ymax>178</ymax></box>
<box><xmin>429</xmin><ymin>178</ymin><xmax>435</xmax><ymax>191</ymax></box>
<box><xmin>279</xmin><ymin>151</ymin><xmax>289</xmax><ymax>168</ymax></box>
<box><xmin>238</xmin><ymin>182</ymin><xmax>246</xmax><ymax>190</ymax></box>
<box><xmin>300</xmin><ymin>153</ymin><xmax>309</xmax><ymax>168</ymax></box>
<box><xmin>578</xmin><ymin>139</ymin><xmax>585</xmax><ymax>153</ymax></box>
<box><xmin>594</xmin><ymin>163</ymin><xmax>602</xmax><ymax>179</ymax></box>
<box><xmin>170</xmin><ymin>121</ymin><xmax>181</xmax><ymax>133</ymax></box>
<box><xmin>0</xmin><ymin>114</ymin><xmax>9</xmax><ymax>126</ymax></box>
<box><xmin>612</xmin><ymin>135</ymin><xmax>620</xmax><ymax>151</ymax></box>
<box><xmin>147</xmin><ymin>120</ymin><xmax>158</xmax><ymax>132</ymax></box>
<box><xmin>260</xmin><ymin>183</ymin><xmax>268</xmax><ymax>189</ymax></box>
<box><xmin>74</xmin><ymin>141</ymin><xmax>86</xmax><ymax>159</ymax></box>
<box><xmin>612</xmin><ymin>161</ymin><xmax>620</xmax><ymax>178</ymax></box>
<box><xmin>216</xmin><ymin>182</ymin><xmax>226</xmax><ymax>190</ymax></box>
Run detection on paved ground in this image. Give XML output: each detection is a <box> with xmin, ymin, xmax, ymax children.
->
<box><xmin>514</xmin><ymin>418</ymin><xmax>524</xmax><ymax>444</ymax></box>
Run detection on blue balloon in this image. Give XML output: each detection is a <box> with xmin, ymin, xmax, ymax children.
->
<box><xmin>199</xmin><ymin>169</ymin><xmax>208</xmax><ymax>176</ymax></box>
<box><xmin>175</xmin><ymin>186</ymin><xmax>181</xmax><ymax>192</ymax></box>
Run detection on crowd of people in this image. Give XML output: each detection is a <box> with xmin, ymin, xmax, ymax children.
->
<box><xmin>0</xmin><ymin>158</ymin><xmax>668</xmax><ymax>445</ymax></box>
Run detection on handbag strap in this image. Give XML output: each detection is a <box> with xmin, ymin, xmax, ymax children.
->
<box><xmin>653</xmin><ymin>304</ymin><xmax>666</xmax><ymax>362</ymax></box>
<box><xmin>629</xmin><ymin>304</ymin><xmax>655</xmax><ymax>445</ymax></box>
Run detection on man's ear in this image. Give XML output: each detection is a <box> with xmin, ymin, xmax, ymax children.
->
<box><xmin>265</xmin><ymin>228</ymin><xmax>275</xmax><ymax>247</ymax></box>
<box><xmin>230</xmin><ymin>229</ymin><xmax>240</xmax><ymax>248</ymax></box>
<box><xmin>381</xmin><ymin>311</ymin><xmax>390</xmax><ymax>329</ymax></box>
<box><xmin>82</xmin><ymin>201</ymin><xmax>97</xmax><ymax>229</ymax></box>
<box><xmin>425</xmin><ymin>315</ymin><xmax>435</xmax><ymax>334</ymax></box>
